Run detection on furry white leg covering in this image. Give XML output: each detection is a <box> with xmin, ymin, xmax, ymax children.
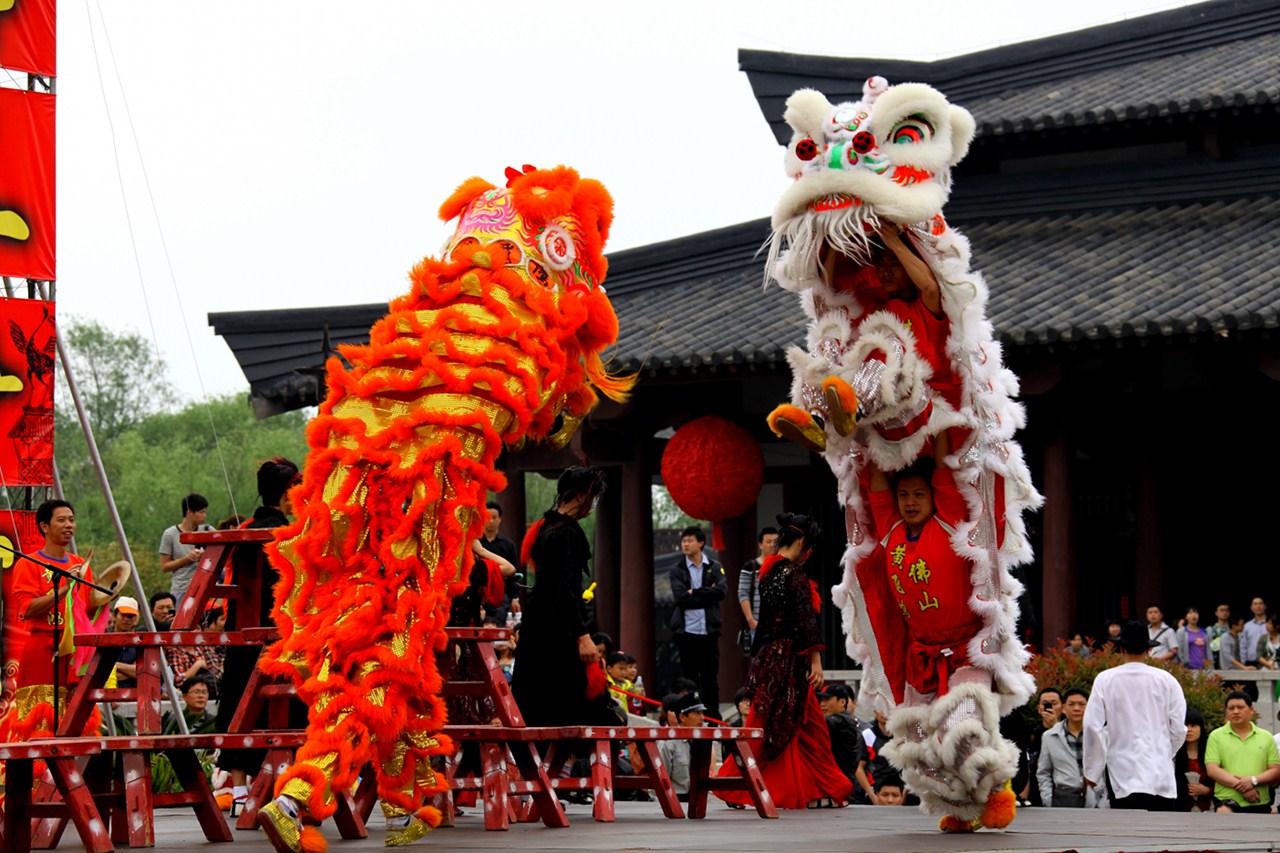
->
<box><xmin>882</xmin><ymin>682</ymin><xmax>1018</xmax><ymax>821</ymax></box>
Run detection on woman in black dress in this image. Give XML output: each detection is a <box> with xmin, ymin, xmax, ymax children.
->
<box><xmin>717</xmin><ymin>512</ymin><xmax>853</xmax><ymax>808</ymax></box>
<box><xmin>511</xmin><ymin>467</ymin><xmax>616</xmax><ymax>736</ymax></box>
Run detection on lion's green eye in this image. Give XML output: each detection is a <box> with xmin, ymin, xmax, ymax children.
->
<box><xmin>891</xmin><ymin>115</ymin><xmax>934</xmax><ymax>144</ymax></box>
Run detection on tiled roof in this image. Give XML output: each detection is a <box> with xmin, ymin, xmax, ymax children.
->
<box><xmin>742</xmin><ymin>0</ymin><xmax>1280</xmax><ymax>143</ymax></box>
<box><xmin>603</xmin><ymin>195</ymin><xmax>1280</xmax><ymax>371</ymax></box>
<box><xmin>213</xmin><ymin>194</ymin><xmax>1280</xmax><ymax>412</ymax></box>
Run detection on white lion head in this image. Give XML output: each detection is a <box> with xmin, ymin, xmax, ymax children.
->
<box><xmin>768</xmin><ymin>78</ymin><xmax>975</xmax><ymax>291</ymax></box>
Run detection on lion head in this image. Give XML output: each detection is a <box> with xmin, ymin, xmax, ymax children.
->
<box><xmin>768</xmin><ymin>78</ymin><xmax>975</xmax><ymax>290</ymax></box>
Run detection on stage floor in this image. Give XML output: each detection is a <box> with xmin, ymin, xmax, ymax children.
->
<box><xmin>142</xmin><ymin>800</ymin><xmax>1278</xmax><ymax>853</ymax></box>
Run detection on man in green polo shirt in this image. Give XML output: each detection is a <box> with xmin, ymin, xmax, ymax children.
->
<box><xmin>1205</xmin><ymin>690</ymin><xmax>1280</xmax><ymax>813</ymax></box>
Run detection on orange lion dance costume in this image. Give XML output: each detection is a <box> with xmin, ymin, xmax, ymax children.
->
<box><xmin>256</xmin><ymin>165</ymin><xmax>632</xmax><ymax>851</ymax></box>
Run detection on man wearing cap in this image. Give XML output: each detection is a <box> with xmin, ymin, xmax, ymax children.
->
<box><xmin>817</xmin><ymin>684</ymin><xmax>876</xmax><ymax>804</ymax></box>
<box><xmin>658</xmin><ymin>691</ymin><xmax>708</xmax><ymax>801</ymax></box>
<box><xmin>112</xmin><ymin>597</ymin><xmax>143</xmax><ymax>688</ymax></box>
<box><xmin>1082</xmin><ymin>621</ymin><xmax>1186</xmax><ymax>810</ymax></box>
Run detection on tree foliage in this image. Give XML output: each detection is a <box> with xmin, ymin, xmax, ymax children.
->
<box><xmin>55</xmin><ymin>317</ymin><xmax>176</xmax><ymax>443</ymax></box>
<box><xmin>36</xmin><ymin>318</ymin><xmax>309</xmax><ymax>600</ymax></box>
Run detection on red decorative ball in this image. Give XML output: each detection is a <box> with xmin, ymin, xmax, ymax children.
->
<box><xmin>660</xmin><ymin>416</ymin><xmax>764</xmax><ymax>524</ymax></box>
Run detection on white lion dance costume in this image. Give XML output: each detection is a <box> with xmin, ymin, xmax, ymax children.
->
<box><xmin>764</xmin><ymin>78</ymin><xmax>1042</xmax><ymax>831</ymax></box>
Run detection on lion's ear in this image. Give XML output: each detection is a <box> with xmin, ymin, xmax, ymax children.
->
<box><xmin>438</xmin><ymin>177</ymin><xmax>497</xmax><ymax>222</ymax></box>
<box><xmin>948</xmin><ymin>105</ymin><xmax>976</xmax><ymax>165</ymax></box>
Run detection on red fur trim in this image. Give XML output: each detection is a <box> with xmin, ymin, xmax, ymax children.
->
<box><xmin>438</xmin><ymin>177</ymin><xmax>497</xmax><ymax>222</ymax></box>
<box><xmin>758</xmin><ymin>552</ymin><xmax>786</xmax><ymax>580</ymax></box>
<box><xmin>981</xmin><ymin>787</ymin><xmax>1017</xmax><ymax>829</ymax></box>
<box><xmin>809</xmin><ymin>578</ymin><xmax>823</xmax><ymax>614</ymax></box>
<box><xmin>520</xmin><ymin>519</ymin><xmax>544</xmax><ymax>569</ymax></box>
<box><xmin>299</xmin><ymin>825</ymin><xmax>328</xmax><ymax>853</ymax></box>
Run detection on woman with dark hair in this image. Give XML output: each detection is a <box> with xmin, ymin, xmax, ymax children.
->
<box><xmin>511</xmin><ymin>466</ymin><xmax>617</xmax><ymax>738</ymax></box>
<box><xmin>716</xmin><ymin>512</ymin><xmax>853</xmax><ymax>809</ymax></box>
<box><xmin>1175</xmin><ymin>706</ymin><xmax>1213</xmax><ymax>812</ymax></box>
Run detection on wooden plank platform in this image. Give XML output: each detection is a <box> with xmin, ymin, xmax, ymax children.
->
<box><xmin>135</xmin><ymin>799</ymin><xmax>1279</xmax><ymax>852</ymax></box>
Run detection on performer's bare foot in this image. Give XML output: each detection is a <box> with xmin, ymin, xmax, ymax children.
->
<box><xmin>767</xmin><ymin>404</ymin><xmax>826</xmax><ymax>453</ymax></box>
<box><xmin>821</xmin><ymin>377</ymin><xmax>858</xmax><ymax>436</ymax></box>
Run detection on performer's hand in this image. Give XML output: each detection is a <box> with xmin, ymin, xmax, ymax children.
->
<box><xmin>577</xmin><ymin>634</ymin><xmax>599</xmax><ymax>664</ymax></box>
<box><xmin>1083</xmin><ymin>778</ymin><xmax>1096</xmax><ymax>788</ymax></box>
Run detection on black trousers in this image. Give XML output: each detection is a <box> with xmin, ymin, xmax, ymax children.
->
<box><xmin>1110</xmin><ymin>791</ymin><xmax>1178</xmax><ymax>811</ymax></box>
<box><xmin>674</xmin><ymin>632</ymin><xmax>720</xmax><ymax>721</ymax></box>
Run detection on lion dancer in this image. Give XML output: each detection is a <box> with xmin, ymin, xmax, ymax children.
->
<box><xmin>762</xmin><ymin>79</ymin><xmax>1041</xmax><ymax>831</ymax></box>
<box><xmin>254</xmin><ymin>165</ymin><xmax>631</xmax><ymax>852</ymax></box>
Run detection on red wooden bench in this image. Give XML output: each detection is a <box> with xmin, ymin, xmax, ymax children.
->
<box><xmin>1</xmin><ymin>739</ymin><xmax>111</xmax><ymax>853</ymax></box>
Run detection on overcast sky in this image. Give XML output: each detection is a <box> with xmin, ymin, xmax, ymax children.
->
<box><xmin>45</xmin><ymin>0</ymin><xmax>1194</xmax><ymax>402</ymax></box>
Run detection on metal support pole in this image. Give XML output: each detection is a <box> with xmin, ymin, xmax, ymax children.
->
<box><xmin>38</xmin><ymin>283</ymin><xmax>189</xmax><ymax>734</ymax></box>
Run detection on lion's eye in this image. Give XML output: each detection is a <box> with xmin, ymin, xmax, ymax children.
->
<box><xmin>891</xmin><ymin>115</ymin><xmax>934</xmax><ymax>144</ymax></box>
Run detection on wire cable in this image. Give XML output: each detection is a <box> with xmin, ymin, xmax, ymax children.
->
<box><xmin>84</xmin><ymin>0</ymin><xmax>238</xmax><ymax>518</ymax></box>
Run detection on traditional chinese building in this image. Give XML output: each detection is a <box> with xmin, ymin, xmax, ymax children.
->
<box><xmin>213</xmin><ymin>0</ymin><xmax>1280</xmax><ymax>693</ymax></box>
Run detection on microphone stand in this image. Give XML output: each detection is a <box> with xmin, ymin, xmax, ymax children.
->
<box><xmin>0</xmin><ymin>541</ymin><xmax>116</xmax><ymax>734</ymax></box>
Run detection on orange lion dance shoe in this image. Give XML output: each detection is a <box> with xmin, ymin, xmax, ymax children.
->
<box><xmin>979</xmin><ymin>779</ymin><xmax>1017</xmax><ymax>830</ymax></box>
<box><xmin>767</xmin><ymin>403</ymin><xmax>827</xmax><ymax>453</ymax></box>
<box><xmin>821</xmin><ymin>376</ymin><xmax>858</xmax><ymax>436</ymax></box>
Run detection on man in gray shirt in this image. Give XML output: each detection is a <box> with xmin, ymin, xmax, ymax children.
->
<box><xmin>1240</xmin><ymin>597</ymin><xmax>1268</xmax><ymax>666</ymax></box>
<box><xmin>160</xmin><ymin>493</ymin><xmax>214</xmax><ymax>605</ymax></box>
<box><xmin>737</xmin><ymin>526</ymin><xmax>777</xmax><ymax>643</ymax></box>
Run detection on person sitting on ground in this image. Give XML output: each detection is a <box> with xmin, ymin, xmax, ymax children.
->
<box><xmin>660</xmin><ymin>692</ymin><xmax>682</xmax><ymax>727</ymax></box>
<box><xmin>495</xmin><ymin>625</ymin><xmax>517</xmax><ymax>683</ymax></box>
<box><xmin>1204</xmin><ymin>690</ymin><xmax>1280</xmax><ymax>814</ymax></box>
<box><xmin>165</xmin><ymin>605</ymin><xmax>228</xmax><ymax>693</ymax></box>
<box><xmin>725</xmin><ymin>687</ymin><xmax>750</xmax><ymax>727</ymax></box>
<box><xmin>605</xmin><ymin>651</ymin><xmax>636</xmax><ymax>708</ymax></box>
<box><xmin>875</xmin><ymin>775</ymin><xmax>907</xmax><ymax>806</ymax></box>
<box><xmin>658</xmin><ymin>691</ymin><xmax>707</xmax><ymax>801</ymax></box>
<box><xmin>166</xmin><ymin>673</ymin><xmax>218</xmax><ymax>734</ymax></box>
<box><xmin>818</xmin><ymin>683</ymin><xmax>876</xmax><ymax>804</ymax></box>
<box><xmin>149</xmin><ymin>590</ymin><xmax>177</xmax><ymax>631</ymax></box>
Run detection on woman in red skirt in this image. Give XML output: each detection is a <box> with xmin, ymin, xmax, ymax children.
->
<box><xmin>716</xmin><ymin>512</ymin><xmax>852</xmax><ymax>808</ymax></box>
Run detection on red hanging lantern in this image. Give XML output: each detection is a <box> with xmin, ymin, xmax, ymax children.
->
<box><xmin>660</xmin><ymin>415</ymin><xmax>765</xmax><ymax>550</ymax></box>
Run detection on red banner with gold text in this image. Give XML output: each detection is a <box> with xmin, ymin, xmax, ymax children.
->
<box><xmin>0</xmin><ymin>298</ymin><xmax>55</xmax><ymax>487</ymax></box>
<box><xmin>0</xmin><ymin>88</ymin><xmax>55</xmax><ymax>280</ymax></box>
<box><xmin>0</xmin><ymin>0</ymin><xmax>56</xmax><ymax>76</ymax></box>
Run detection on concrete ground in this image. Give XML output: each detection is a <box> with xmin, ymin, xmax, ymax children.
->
<box><xmin>139</xmin><ymin>800</ymin><xmax>1279</xmax><ymax>853</ymax></box>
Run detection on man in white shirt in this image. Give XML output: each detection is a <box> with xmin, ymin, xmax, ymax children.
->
<box><xmin>1083</xmin><ymin>621</ymin><xmax>1186</xmax><ymax>810</ymax></box>
<box><xmin>1145</xmin><ymin>605</ymin><xmax>1177</xmax><ymax>664</ymax></box>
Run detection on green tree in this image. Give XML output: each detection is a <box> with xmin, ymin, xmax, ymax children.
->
<box><xmin>60</xmin><ymin>395</ymin><xmax>309</xmax><ymax>598</ymax></box>
<box><xmin>55</xmin><ymin>317</ymin><xmax>175</xmax><ymax>443</ymax></box>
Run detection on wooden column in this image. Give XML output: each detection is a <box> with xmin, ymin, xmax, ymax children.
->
<box><xmin>619</xmin><ymin>459</ymin><xmax>655</xmax><ymax>684</ymax></box>
<box><xmin>1041</xmin><ymin>429</ymin><xmax>1075</xmax><ymax>648</ymax></box>
<box><xmin>1133</xmin><ymin>452</ymin><xmax>1163</xmax><ymax>615</ymax></box>
<box><xmin>592</xmin><ymin>467</ymin><xmax>623</xmax><ymax>643</ymax></box>
<box><xmin>717</xmin><ymin>512</ymin><xmax>750</xmax><ymax>708</ymax></box>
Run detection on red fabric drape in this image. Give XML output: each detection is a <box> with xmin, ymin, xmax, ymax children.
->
<box><xmin>0</xmin><ymin>0</ymin><xmax>56</xmax><ymax>76</ymax></box>
<box><xmin>0</xmin><ymin>89</ymin><xmax>55</xmax><ymax>279</ymax></box>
